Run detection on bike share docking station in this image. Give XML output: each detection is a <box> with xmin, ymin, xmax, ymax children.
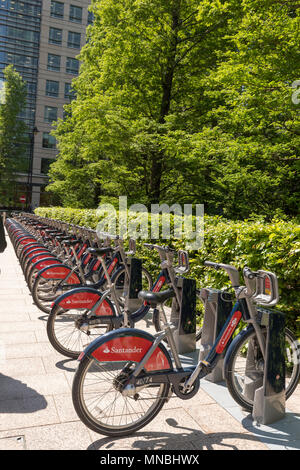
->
<box><xmin>199</xmin><ymin>288</ymin><xmax>233</xmax><ymax>382</ymax></box>
<box><xmin>122</xmin><ymin>238</ymin><xmax>146</xmax><ymax>321</ymax></box>
<box><xmin>199</xmin><ymin>270</ymin><xmax>286</xmax><ymax>425</ymax></box>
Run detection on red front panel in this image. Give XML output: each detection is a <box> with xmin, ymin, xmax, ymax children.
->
<box><xmin>83</xmin><ymin>253</ymin><xmax>92</xmax><ymax>265</ymax></box>
<box><xmin>216</xmin><ymin>310</ymin><xmax>242</xmax><ymax>354</ymax></box>
<box><xmin>92</xmin><ymin>259</ymin><xmax>102</xmax><ymax>272</ymax></box>
<box><xmin>91</xmin><ymin>336</ymin><xmax>170</xmax><ymax>371</ymax></box>
<box><xmin>77</xmin><ymin>244</ymin><xmax>87</xmax><ymax>259</ymax></box>
<box><xmin>94</xmin><ymin>299</ymin><xmax>114</xmax><ymax>316</ymax></box>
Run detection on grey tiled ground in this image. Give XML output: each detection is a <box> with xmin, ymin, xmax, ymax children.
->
<box><xmin>0</xmin><ymin>227</ymin><xmax>299</xmax><ymax>450</ymax></box>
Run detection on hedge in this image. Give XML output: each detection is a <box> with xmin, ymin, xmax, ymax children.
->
<box><xmin>35</xmin><ymin>206</ymin><xmax>300</xmax><ymax>337</ymax></box>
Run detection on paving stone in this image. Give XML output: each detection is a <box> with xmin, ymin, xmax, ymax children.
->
<box><xmin>53</xmin><ymin>393</ymin><xmax>79</xmax><ymax>423</ymax></box>
<box><xmin>0</xmin><ymin>331</ymin><xmax>37</xmax><ymax>345</ymax></box>
<box><xmin>0</xmin><ymin>321</ymin><xmax>45</xmax><ymax>333</ymax></box>
<box><xmin>0</xmin><ymin>435</ymin><xmax>26</xmax><ymax>450</ymax></box>
<box><xmin>5</xmin><ymin>421</ymin><xmax>94</xmax><ymax>450</ymax></box>
<box><xmin>183</xmin><ymin>402</ymin><xmax>253</xmax><ymax>435</ymax></box>
<box><xmin>0</xmin><ymin>396</ymin><xmax>59</xmax><ymax>431</ymax></box>
<box><xmin>0</xmin><ymin>312</ymin><xmax>30</xmax><ymax>322</ymax></box>
<box><xmin>88</xmin><ymin>408</ymin><xmax>204</xmax><ymax>451</ymax></box>
<box><xmin>0</xmin><ymin>372</ymin><xmax>70</xmax><ymax>400</ymax></box>
<box><xmin>0</xmin><ymin>357</ymin><xmax>46</xmax><ymax>377</ymax></box>
<box><xmin>4</xmin><ymin>342</ymin><xmax>54</xmax><ymax>359</ymax></box>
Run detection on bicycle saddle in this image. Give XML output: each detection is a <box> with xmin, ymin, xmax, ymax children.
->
<box><xmin>55</xmin><ymin>235</ymin><xmax>69</xmax><ymax>241</ymax></box>
<box><xmin>138</xmin><ymin>288</ymin><xmax>175</xmax><ymax>306</ymax></box>
<box><xmin>87</xmin><ymin>247</ymin><xmax>114</xmax><ymax>256</ymax></box>
<box><xmin>63</xmin><ymin>239</ymin><xmax>81</xmax><ymax>246</ymax></box>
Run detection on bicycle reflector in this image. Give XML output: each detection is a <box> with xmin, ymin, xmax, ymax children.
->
<box><xmin>175</xmin><ymin>250</ymin><xmax>189</xmax><ymax>275</ymax></box>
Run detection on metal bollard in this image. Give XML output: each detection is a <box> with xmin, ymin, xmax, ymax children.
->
<box><xmin>199</xmin><ymin>288</ymin><xmax>232</xmax><ymax>382</ymax></box>
<box><xmin>124</xmin><ymin>257</ymin><xmax>143</xmax><ymax>314</ymax></box>
<box><xmin>171</xmin><ymin>277</ymin><xmax>197</xmax><ymax>354</ymax></box>
<box><xmin>252</xmin><ymin>309</ymin><xmax>286</xmax><ymax>424</ymax></box>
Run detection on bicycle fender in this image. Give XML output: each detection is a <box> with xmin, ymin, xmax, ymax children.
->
<box><xmin>17</xmin><ymin>237</ymin><xmax>37</xmax><ymax>246</ymax></box>
<box><xmin>223</xmin><ymin>325</ymin><xmax>254</xmax><ymax>379</ymax></box>
<box><xmin>30</xmin><ymin>257</ymin><xmax>61</xmax><ymax>273</ymax></box>
<box><xmin>53</xmin><ymin>287</ymin><xmax>115</xmax><ymax>317</ymax></box>
<box><xmin>27</xmin><ymin>253</ymin><xmax>55</xmax><ymax>265</ymax></box>
<box><xmin>80</xmin><ymin>328</ymin><xmax>173</xmax><ymax>372</ymax></box>
<box><xmin>38</xmin><ymin>263</ymin><xmax>81</xmax><ymax>283</ymax></box>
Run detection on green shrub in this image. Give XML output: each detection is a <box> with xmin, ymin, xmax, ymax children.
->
<box><xmin>35</xmin><ymin>206</ymin><xmax>300</xmax><ymax>337</ymax></box>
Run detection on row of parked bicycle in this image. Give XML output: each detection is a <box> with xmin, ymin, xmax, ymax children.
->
<box><xmin>5</xmin><ymin>212</ymin><xmax>300</xmax><ymax>437</ymax></box>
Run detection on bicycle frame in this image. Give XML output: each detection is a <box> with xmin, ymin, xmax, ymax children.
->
<box><xmin>80</xmin><ymin>264</ymin><xmax>271</xmax><ymax>401</ymax></box>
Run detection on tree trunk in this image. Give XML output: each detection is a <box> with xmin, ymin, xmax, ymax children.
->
<box><xmin>149</xmin><ymin>1</ymin><xmax>181</xmax><ymax>204</ymax></box>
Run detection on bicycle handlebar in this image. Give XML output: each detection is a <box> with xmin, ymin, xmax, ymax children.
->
<box><xmin>143</xmin><ymin>243</ymin><xmax>175</xmax><ymax>253</ymax></box>
<box><xmin>204</xmin><ymin>260</ymin><xmax>240</xmax><ymax>289</ymax></box>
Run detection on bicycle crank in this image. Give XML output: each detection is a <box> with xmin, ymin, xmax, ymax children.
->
<box><xmin>172</xmin><ymin>376</ymin><xmax>200</xmax><ymax>400</ymax></box>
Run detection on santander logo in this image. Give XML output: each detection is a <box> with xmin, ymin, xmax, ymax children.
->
<box><xmin>102</xmin><ymin>345</ymin><xmax>143</xmax><ymax>354</ymax></box>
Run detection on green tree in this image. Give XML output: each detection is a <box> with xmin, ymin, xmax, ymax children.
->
<box><xmin>48</xmin><ymin>0</ymin><xmax>300</xmax><ymax>219</ymax></box>
<box><xmin>49</xmin><ymin>0</ymin><xmax>238</xmax><ymax>207</ymax></box>
<box><xmin>0</xmin><ymin>65</ymin><xmax>27</xmax><ymax>206</ymax></box>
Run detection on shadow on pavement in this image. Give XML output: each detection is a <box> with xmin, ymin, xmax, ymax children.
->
<box><xmin>55</xmin><ymin>358</ymin><xmax>77</xmax><ymax>373</ymax></box>
<box><xmin>0</xmin><ymin>373</ymin><xmax>47</xmax><ymax>413</ymax></box>
<box><xmin>88</xmin><ymin>415</ymin><xmax>300</xmax><ymax>451</ymax></box>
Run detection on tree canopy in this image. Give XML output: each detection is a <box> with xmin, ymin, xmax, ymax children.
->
<box><xmin>0</xmin><ymin>65</ymin><xmax>27</xmax><ymax>206</ymax></box>
<box><xmin>48</xmin><ymin>0</ymin><xmax>300</xmax><ymax>219</ymax></box>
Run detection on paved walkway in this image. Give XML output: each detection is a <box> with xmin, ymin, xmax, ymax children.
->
<box><xmin>0</xmin><ymin>228</ymin><xmax>299</xmax><ymax>450</ymax></box>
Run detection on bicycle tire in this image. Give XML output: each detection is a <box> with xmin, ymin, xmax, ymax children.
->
<box><xmin>72</xmin><ymin>355</ymin><xmax>170</xmax><ymax>437</ymax></box>
<box><xmin>32</xmin><ymin>273</ymin><xmax>63</xmax><ymax>313</ymax></box>
<box><xmin>47</xmin><ymin>303</ymin><xmax>114</xmax><ymax>359</ymax></box>
<box><xmin>225</xmin><ymin>327</ymin><xmax>300</xmax><ymax>412</ymax></box>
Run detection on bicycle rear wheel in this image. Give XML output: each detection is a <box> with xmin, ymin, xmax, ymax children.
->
<box><xmin>225</xmin><ymin>327</ymin><xmax>300</xmax><ymax>412</ymax></box>
<box><xmin>72</xmin><ymin>355</ymin><xmax>170</xmax><ymax>436</ymax></box>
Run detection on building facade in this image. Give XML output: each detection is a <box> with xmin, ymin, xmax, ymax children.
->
<box><xmin>0</xmin><ymin>0</ymin><xmax>92</xmax><ymax>208</ymax></box>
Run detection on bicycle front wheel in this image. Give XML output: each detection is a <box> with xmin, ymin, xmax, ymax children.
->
<box><xmin>47</xmin><ymin>305</ymin><xmax>113</xmax><ymax>359</ymax></box>
<box><xmin>225</xmin><ymin>327</ymin><xmax>300</xmax><ymax>412</ymax></box>
<box><xmin>72</xmin><ymin>355</ymin><xmax>170</xmax><ymax>436</ymax></box>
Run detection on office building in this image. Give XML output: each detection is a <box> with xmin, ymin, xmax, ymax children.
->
<box><xmin>0</xmin><ymin>0</ymin><xmax>92</xmax><ymax>208</ymax></box>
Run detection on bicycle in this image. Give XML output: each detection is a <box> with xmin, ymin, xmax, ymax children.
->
<box><xmin>46</xmin><ymin>243</ymin><xmax>202</xmax><ymax>359</ymax></box>
<box><xmin>71</xmin><ymin>260</ymin><xmax>300</xmax><ymax>437</ymax></box>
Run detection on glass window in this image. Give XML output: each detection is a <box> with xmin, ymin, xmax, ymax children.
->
<box><xmin>67</xmin><ymin>31</ymin><xmax>81</xmax><ymax>49</ymax></box>
<box><xmin>42</xmin><ymin>132</ymin><xmax>56</xmax><ymax>149</ymax></box>
<box><xmin>64</xmin><ymin>82</ymin><xmax>75</xmax><ymax>99</ymax></box>
<box><xmin>4</xmin><ymin>0</ymin><xmax>41</xmax><ymax>16</ymax></box>
<box><xmin>6</xmin><ymin>26</ymin><xmax>39</xmax><ymax>43</ymax></box>
<box><xmin>50</xmin><ymin>1</ymin><xmax>64</xmax><ymax>18</ymax></box>
<box><xmin>41</xmin><ymin>158</ymin><xmax>54</xmax><ymax>175</ymax></box>
<box><xmin>49</xmin><ymin>27</ymin><xmax>62</xmax><ymax>45</ymax></box>
<box><xmin>44</xmin><ymin>106</ymin><xmax>57</xmax><ymax>123</ymax></box>
<box><xmin>69</xmin><ymin>5</ymin><xmax>82</xmax><ymax>23</ymax></box>
<box><xmin>66</xmin><ymin>57</ymin><xmax>79</xmax><ymax>75</ymax></box>
<box><xmin>47</xmin><ymin>53</ymin><xmax>61</xmax><ymax>71</ymax></box>
<box><xmin>87</xmin><ymin>11</ymin><xmax>94</xmax><ymax>25</ymax></box>
<box><xmin>6</xmin><ymin>52</ymin><xmax>37</xmax><ymax>67</ymax></box>
<box><xmin>46</xmin><ymin>80</ymin><xmax>59</xmax><ymax>97</ymax></box>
